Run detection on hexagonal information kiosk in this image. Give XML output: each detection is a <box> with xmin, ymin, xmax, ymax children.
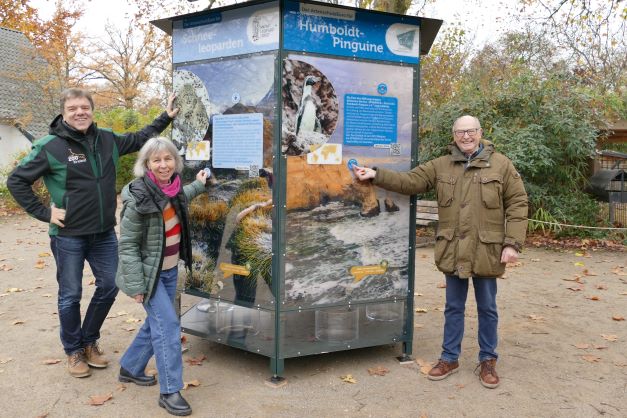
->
<box><xmin>152</xmin><ymin>0</ymin><xmax>441</xmax><ymax>380</ymax></box>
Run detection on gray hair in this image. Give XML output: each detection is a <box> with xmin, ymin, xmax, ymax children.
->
<box><xmin>133</xmin><ymin>137</ymin><xmax>183</xmax><ymax>178</ymax></box>
<box><xmin>452</xmin><ymin>115</ymin><xmax>481</xmax><ymax>131</ymax></box>
<box><xmin>60</xmin><ymin>88</ymin><xmax>94</xmax><ymax>113</ymax></box>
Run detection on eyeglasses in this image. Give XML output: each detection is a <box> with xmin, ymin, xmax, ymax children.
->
<box><xmin>453</xmin><ymin>128</ymin><xmax>480</xmax><ymax>138</ymax></box>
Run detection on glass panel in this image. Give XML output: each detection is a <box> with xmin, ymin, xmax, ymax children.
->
<box><xmin>279</xmin><ymin>300</ymin><xmax>407</xmax><ymax>358</ymax></box>
<box><xmin>175</xmin><ymin>52</ymin><xmax>277</xmax><ymax>309</ymax></box>
<box><xmin>281</xmin><ymin>54</ymin><xmax>415</xmax><ymax>310</ymax></box>
<box><xmin>180</xmin><ymin>298</ymin><xmax>276</xmax><ymax>357</ymax></box>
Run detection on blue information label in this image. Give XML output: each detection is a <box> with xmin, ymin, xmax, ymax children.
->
<box><xmin>283</xmin><ymin>0</ymin><xmax>420</xmax><ymax>63</ymax></box>
<box><xmin>343</xmin><ymin>94</ymin><xmax>398</xmax><ymax>146</ymax></box>
<box><xmin>173</xmin><ymin>2</ymin><xmax>279</xmax><ymax>63</ymax></box>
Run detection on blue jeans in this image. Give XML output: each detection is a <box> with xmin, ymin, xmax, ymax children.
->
<box><xmin>50</xmin><ymin>229</ymin><xmax>119</xmax><ymax>355</ymax></box>
<box><xmin>120</xmin><ymin>267</ymin><xmax>183</xmax><ymax>394</ymax></box>
<box><xmin>440</xmin><ymin>274</ymin><xmax>498</xmax><ymax>363</ymax></box>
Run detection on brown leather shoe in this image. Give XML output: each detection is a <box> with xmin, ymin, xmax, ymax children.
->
<box><xmin>478</xmin><ymin>359</ymin><xmax>499</xmax><ymax>388</ymax></box>
<box><xmin>427</xmin><ymin>359</ymin><xmax>459</xmax><ymax>381</ymax></box>
<box><xmin>67</xmin><ymin>350</ymin><xmax>91</xmax><ymax>378</ymax></box>
<box><xmin>84</xmin><ymin>341</ymin><xmax>109</xmax><ymax>368</ymax></box>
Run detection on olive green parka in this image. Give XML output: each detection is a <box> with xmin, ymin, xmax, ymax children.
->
<box><xmin>374</xmin><ymin>140</ymin><xmax>528</xmax><ymax>279</ymax></box>
<box><xmin>115</xmin><ymin>176</ymin><xmax>205</xmax><ymax>304</ymax></box>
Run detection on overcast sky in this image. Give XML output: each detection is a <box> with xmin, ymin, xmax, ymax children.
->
<box><xmin>31</xmin><ymin>0</ymin><xmax>522</xmax><ymax>48</ymax></box>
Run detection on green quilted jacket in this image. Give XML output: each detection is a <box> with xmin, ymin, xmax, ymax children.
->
<box><xmin>115</xmin><ymin>175</ymin><xmax>205</xmax><ymax>304</ymax></box>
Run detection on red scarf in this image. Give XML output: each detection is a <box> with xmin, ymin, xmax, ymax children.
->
<box><xmin>146</xmin><ymin>172</ymin><xmax>181</xmax><ymax>197</ymax></box>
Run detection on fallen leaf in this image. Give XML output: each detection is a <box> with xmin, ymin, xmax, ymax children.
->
<box><xmin>611</xmin><ymin>266</ymin><xmax>627</xmax><ymax>276</ymax></box>
<box><xmin>436</xmin><ymin>283</ymin><xmax>447</xmax><ymax>288</ymax></box>
<box><xmin>582</xmin><ymin>269</ymin><xmax>597</xmax><ymax>276</ymax></box>
<box><xmin>367</xmin><ymin>366</ymin><xmax>389</xmax><ymax>376</ymax></box>
<box><xmin>612</xmin><ymin>315</ymin><xmax>625</xmax><ymax>321</ymax></box>
<box><xmin>585</xmin><ymin>296</ymin><xmax>600</xmax><ymax>301</ymax></box>
<box><xmin>7</xmin><ymin>288</ymin><xmax>23</xmax><ymax>293</ymax></box>
<box><xmin>574</xmin><ymin>343</ymin><xmax>590</xmax><ymax>349</ymax></box>
<box><xmin>116</xmin><ymin>384</ymin><xmax>126</xmax><ymax>392</ymax></box>
<box><xmin>12</xmin><ymin>320</ymin><xmax>25</xmax><ymax>325</ymax></box>
<box><xmin>35</xmin><ymin>413</ymin><xmax>48</xmax><ymax>418</ymax></box>
<box><xmin>414</xmin><ymin>292</ymin><xmax>423</xmax><ymax>297</ymax></box>
<box><xmin>575</xmin><ymin>252</ymin><xmax>584</xmax><ymax>257</ymax></box>
<box><xmin>415</xmin><ymin>358</ymin><xmax>432</xmax><ymax>375</ymax></box>
<box><xmin>581</xmin><ymin>355</ymin><xmax>601</xmax><ymax>363</ymax></box>
<box><xmin>183</xmin><ymin>379</ymin><xmax>201</xmax><ymax>390</ymax></box>
<box><xmin>455</xmin><ymin>383</ymin><xmax>465</xmax><ymax>389</ymax></box>
<box><xmin>528</xmin><ymin>314</ymin><xmax>544</xmax><ymax>321</ymax></box>
<box><xmin>567</xmin><ymin>286</ymin><xmax>583</xmax><ymax>292</ymax></box>
<box><xmin>530</xmin><ymin>258</ymin><xmax>540</xmax><ymax>262</ymax></box>
<box><xmin>596</xmin><ymin>284</ymin><xmax>608</xmax><ymax>290</ymax></box>
<box><xmin>593</xmin><ymin>345</ymin><xmax>608</xmax><ymax>350</ymax></box>
<box><xmin>125</xmin><ymin>318</ymin><xmax>141</xmax><ymax>323</ymax></box>
<box><xmin>87</xmin><ymin>393</ymin><xmax>112</xmax><ymax>406</ymax></box>
<box><xmin>116</xmin><ymin>311</ymin><xmax>128</xmax><ymax>316</ymax></box>
<box><xmin>123</xmin><ymin>327</ymin><xmax>136</xmax><ymax>332</ymax></box>
<box><xmin>414</xmin><ymin>308</ymin><xmax>428</xmax><ymax>313</ymax></box>
<box><xmin>620</xmin><ymin>292</ymin><xmax>627</xmax><ymax>296</ymax></box>
<box><xmin>34</xmin><ymin>260</ymin><xmax>45</xmax><ymax>269</ymax></box>
<box><xmin>185</xmin><ymin>355</ymin><xmax>207</xmax><ymax>366</ymax></box>
<box><xmin>507</xmin><ymin>261</ymin><xmax>522</xmax><ymax>268</ymax></box>
<box><xmin>574</xmin><ymin>262</ymin><xmax>585</xmax><ymax>267</ymax></box>
<box><xmin>0</xmin><ymin>264</ymin><xmax>14</xmax><ymax>271</ymax></box>
<box><xmin>340</xmin><ymin>374</ymin><xmax>357</xmax><ymax>384</ymax></box>
<box><xmin>42</xmin><ymin>359</ymin><xmax>62</xmax><ymax>365</ymax></box>
<box><xmin>88</xmin><ymin>280</ymin><xmax>95</xmax><ymax>285</ymax></box>
<box><xmin>601</xmin><ymin>334</ymin><xmax>618</xmax><ymax>342</ymax></box>
<box><xmin>38</xmin><ymin>252</ymin><xmax>51</xmax><ymax>257</ymax></box>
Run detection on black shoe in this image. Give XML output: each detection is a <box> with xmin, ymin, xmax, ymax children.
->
<box><xmin>159</xmin><ymin>392</ymin><xmax>192</xmax><ymax>416</ymax></box>
<box><xmin>118</xmin><ymin>367</ymin><xmax>157</xmax><ymax>386</ymax></box>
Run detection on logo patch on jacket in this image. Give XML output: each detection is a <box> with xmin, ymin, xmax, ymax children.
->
<box><xmin>68</xmin><ymin>149</ymin><xmax>87</xmax><ymax>164</ymax></box>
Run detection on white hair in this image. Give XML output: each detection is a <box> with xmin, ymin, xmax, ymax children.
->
<box><xmin>133</xmin><ymin>137</ymin><xmax>183</xmax><ymax>178</ymax></box>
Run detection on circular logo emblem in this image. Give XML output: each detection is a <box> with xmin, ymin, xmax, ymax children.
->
<box><xmin>377</xmin><ymin>83</ymin><xmax>388</xmax><ymax>95</ymax></box>
<box><xmin>231</xmin><ymin>92</ymin><xmax>240</xmax><ymax>104</ymax></box>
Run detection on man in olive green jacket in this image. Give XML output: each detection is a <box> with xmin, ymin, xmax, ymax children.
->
<box><xmin>353</xmin><ymin>115</ymin><xmax>528</xmax><ymax>389</ymax></box>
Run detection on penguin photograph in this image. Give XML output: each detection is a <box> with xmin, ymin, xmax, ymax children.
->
<box><xmin>282</xmin><ymin>59</ymin><xmax>338</xmax><ymax>156</ymax></box>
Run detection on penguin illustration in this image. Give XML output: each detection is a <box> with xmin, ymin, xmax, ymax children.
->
<box><xmin>295</xmin><ymin>75</ymin><xmax>322</xmax><ymax>136</ymax></box>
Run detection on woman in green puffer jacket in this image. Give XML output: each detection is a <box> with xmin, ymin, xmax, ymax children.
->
<box><xmin>115</xmin><ymin>136</ymin><xmax>207</xmax><ymax>416</ymax></box>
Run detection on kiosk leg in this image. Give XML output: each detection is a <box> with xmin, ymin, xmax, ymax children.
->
<box><xmin>397</xmin><ymin>341</ymin><xmax>414</xmax><ymax>364</ymax></box>
<box><xmin>266</xmin><ymin>358</ymin><xmax>287</xmax><ymax>388</ymax></box>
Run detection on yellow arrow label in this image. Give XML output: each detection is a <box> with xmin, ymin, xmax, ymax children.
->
<box><xmin>219</xmin><ymin>262</ymin><xmax>251</xmax><ymax>279</ymax></box>
<box><xmin>350</xmin><ymin>262</ymin><xmax>388</xmax><ymax>283</ymax></box>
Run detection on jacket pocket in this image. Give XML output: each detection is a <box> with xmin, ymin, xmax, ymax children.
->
<box><xmin>436</xmin><ymin>175</ymin><xmax>457</xmax><ymax>207</ymax></box>
<box><xmin>434</xmin><ymin>228</ymin><xmax>456</xmax><ymax>273</ymax></box>
<box><xmin>480</xmin><ymin>175</ymin><xmax>503</xmax><ymax>209</ymax></box>
<box><xmin>473</xmin><ymin>230</ymin><xmax>505</xmax><ymax>277</ymax></box>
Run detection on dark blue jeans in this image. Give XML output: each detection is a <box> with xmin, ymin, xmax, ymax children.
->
<box><xmin>120</xmin><ymin>267</ymin><xmax>184</xmax><ymax>394</ymax></box>
<box><xmin>440</xmin><ymin>274</ymin><xmax>498</xmax><ymax>363</ymax></box>
<box><xmin>50</xmin><ymin>229</ymin><xmax>119</xmax><ymax>355</ymax></box>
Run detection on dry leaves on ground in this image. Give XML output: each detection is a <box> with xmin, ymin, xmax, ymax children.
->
<box><xmin>601</xmin><ymin>334</ymin><xmax>618</xmax><ymax>342</ymax></box>
<box><xmin>581</xmin><ymin>355</ymin><xmax>601</xmax><ymax>363</ymax></box>
<box><xmin>585</xmin><ymin>295</ymin><xmax>601</xmax><ymax>301</ymax></box>
<box><xmin>415</xmin><ymin>308</ymin><xmax>428</xmax><ymax>313</ymax></box>
<box><xmin>185</xmin><ymin>355</ymin><xmax>207</xmax><ymax>366</ymax></box>
<box><xmin>574</xmin><ymin>343</ymin><xmax>590</xmax><ymax>349</ymax></box>
<box><xmin>183</xmin><ymin>379</ymin><xmax>201</xmax><ymax>390</ymax></box>
<box><xmin>42</xmin><ymin>359</ymin><xmax>61</xmax><ymax>365</ymax></box>
<box><xmin>612</xmin><ymin>315</ymin><xmax>625</xmax><ymax>321</ymax></box>
<box><xmin>415</xmin><ymin>358</ymin><xmax>432</xmax><ymax>375</ymax></box>
<box><xmin>367</xmin><ymin>366</ymin><xmax>389</xmax><ymax>376</ymax></box>
<box><xmin>87</xmin><ymin>393</ymin><xmax>113</xmax><ymax>406</ymax></box>
<box><xmin>340</xmin><ymin>374</ymin><xmax>357</xmax><ymax>383</ymax></box>
<box><xmin>528</xmin><ymin>314</ymin><xmax>544</xmax><ymax>322</ymax></box>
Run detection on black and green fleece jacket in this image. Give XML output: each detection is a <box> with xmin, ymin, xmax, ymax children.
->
<box><xmin>7</xmin><ymin>112</ymin><xmax>173</xmax><ymax>236</ymax></box>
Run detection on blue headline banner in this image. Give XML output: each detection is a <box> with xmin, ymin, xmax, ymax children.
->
<box><xmin>283</xmin><ymin>0</ymin><xmax>420</xmax><ymax>63</ymax></box>
<box><xmin>173</xmin><ymin>2</ymin><xmax>280</xmax><ymax>63</ymax></box>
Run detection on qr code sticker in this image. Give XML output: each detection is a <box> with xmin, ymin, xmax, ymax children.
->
<box><xmin>249</xmin><ymin>165</ymin><xmax>259</xmax><ymax>178</ymax></box>
<box><xmin>390</xmin><ymin>143</ymin><xmax>401</xmax><ymax>156</ymax></box>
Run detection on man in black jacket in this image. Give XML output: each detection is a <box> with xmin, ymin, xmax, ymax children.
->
<box><xmin>7</xmin><ymin>88</ymin><xmax>179</xmax><ymax>378</ymax></box>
